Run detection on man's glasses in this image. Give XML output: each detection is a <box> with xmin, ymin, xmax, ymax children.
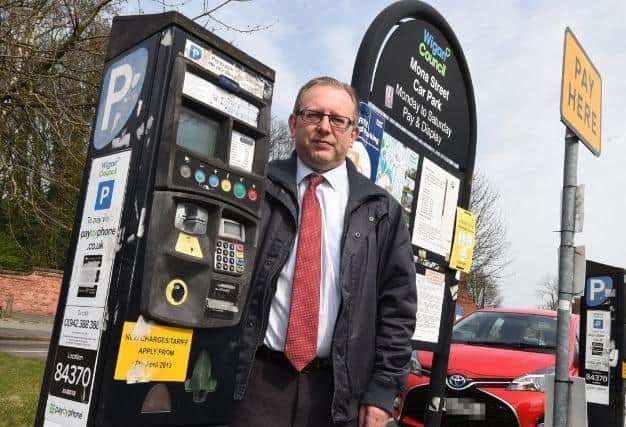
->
<box><xmin>296</xmin><ymin>109</ymin><xmax>354</xmax><ymax>130</ymax></box>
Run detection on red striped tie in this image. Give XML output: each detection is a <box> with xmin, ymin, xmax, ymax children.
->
<box><xmin>284</xmin><ymin>174</ymin><xmax>324</xmax><ymax>371</ymax></box>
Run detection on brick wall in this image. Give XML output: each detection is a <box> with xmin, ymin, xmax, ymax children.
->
<box><xmin>0</xmin><ymin>268</ymin><xmax>479</xmax><ymax>318</ymax></box>
<box><xmin>0</xmin><ymin>269</ymin><xmax>63</xmax><ymax>315</ymax></box>
<box><xmin>456</xmin><ymin>276</ymin><xmax>478</xmax><ymax>318</ymax></box>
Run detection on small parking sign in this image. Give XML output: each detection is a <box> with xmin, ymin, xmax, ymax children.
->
<box><xmin>586</xmin><ymin>276</ymin><xmax>613</xmax><ymax>307</ymax></box>
<box><xmin>95</xmin><ymin>180</ymin><xmax>115</xmax><ymax>210</ymax></box>
<box><xmin>190</xmin><ymin>43</ymin><xmax>203</xmax><ymax>60</ymax></box>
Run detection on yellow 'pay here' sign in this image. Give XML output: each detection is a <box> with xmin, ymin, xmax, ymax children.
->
<box><xmin>560</xmin><ymin>27</ymin><xmax>602</xmax><ymax>156</ymax></box>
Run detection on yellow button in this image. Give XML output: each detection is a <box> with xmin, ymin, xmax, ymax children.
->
<box><xmin>221</xmin><ymin>179</ymin><xmax>232</xmax><ymax>192</ymax></box>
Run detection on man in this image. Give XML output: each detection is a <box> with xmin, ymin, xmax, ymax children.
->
<box><xmin>232</xmin><ymin>77</ymin><xmax>416</xmax><ymax>427</ymax></box>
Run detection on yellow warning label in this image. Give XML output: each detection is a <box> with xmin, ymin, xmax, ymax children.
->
<box><xmin>114</xmin><ymin>322</ymin><xmax>193</xmax><ymax>382</ymax></box>
<box><xmin>449</xmin><ymin>207</ymin><xmax>476</xmax><ymax>274</ymax></box>
<box><xmin>175</xmin><ymin>232</ymin><xmax>203</xmax><ymax>258</ymax></box>
<box><xmin>622</xmin><ymin>361</ymin><xmax>626</xmax><ymax>379</ymax></box>
<box><xmin>560</xmin><ymin>27</ymin><xmax>602</xmax><ymax>156</ymax></box>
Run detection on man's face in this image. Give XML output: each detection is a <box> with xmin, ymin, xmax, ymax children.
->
<box><xmin>289</xmin><ymin>84</ymin><xmax>359</xmax><ymax>172</ymax></box>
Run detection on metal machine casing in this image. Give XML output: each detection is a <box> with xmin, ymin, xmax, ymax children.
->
<box><xmin>36</xmin><ymin>12</ymin><xmax>274</xmax><ymax>427</ymax></box>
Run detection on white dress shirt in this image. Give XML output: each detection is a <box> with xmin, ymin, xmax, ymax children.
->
<box><xmin>263</xmin><ymin>156</ymin><xmax>349</xmax><ymax>357</ymax></box>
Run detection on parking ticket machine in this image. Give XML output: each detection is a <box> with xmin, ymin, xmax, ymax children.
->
<box><xmin>140</xmin><ymin>30</ymin><xmax>269</xmax><ymax>329</ymax></box>
<box><xmin>36</xmin><ymin>12</ymin><xmax>274</xmax><ymax>427</ymax></box>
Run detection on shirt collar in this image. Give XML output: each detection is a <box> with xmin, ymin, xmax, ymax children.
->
<box><xmin>296</xmin><ymin>156</ymin><xmax>348</xmax><ymax>192</ymax></box>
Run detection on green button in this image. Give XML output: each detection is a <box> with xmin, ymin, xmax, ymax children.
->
<box><xmin>233</xmin><ymin>182</ymin><xmax>246</xmax><ymax>199</ymax></box>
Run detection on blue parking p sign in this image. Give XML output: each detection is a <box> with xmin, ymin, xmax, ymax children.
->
<box><xmin>585</xmin><ymin>276</ymin><xmax>613</xmax><ymax>307</ymax></box>
<box><xmin>95</xmin><ymin>180</ymin><xmax>115</xmax><ymax>210</ymax></box>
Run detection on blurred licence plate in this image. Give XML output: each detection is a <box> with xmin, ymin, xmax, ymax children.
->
<box><xmin>446</xmin><ymin>397</ymin><xmax>486</xmax><ymax>420</ymax></box>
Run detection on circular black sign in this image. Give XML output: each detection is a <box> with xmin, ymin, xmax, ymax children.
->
<box><xmin>369</xmin><ymin>19</ymin><xmax>471</xmax><ymax>169</ymax></box>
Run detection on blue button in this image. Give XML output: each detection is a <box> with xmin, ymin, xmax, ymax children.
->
<box><xmin>194</xmin><ymin>169</ymin><xmax>206</xmax><ymax>184</ymax></box>
<box><xmin>208</xmin><ymin>175</ymin><xmax>219</xmax><ymax>188</ymax></box>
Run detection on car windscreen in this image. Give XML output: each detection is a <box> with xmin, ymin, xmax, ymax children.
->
<box><xmin>452</xmin><ymin>311</ymin><xmax>557</xmax><ymax>352</ymax></box>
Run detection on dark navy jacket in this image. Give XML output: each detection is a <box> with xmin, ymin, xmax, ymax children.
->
<box><xmin>234</xmin><ymin>156</ymin><xmax>417</xmax><ymax>422</ymax></box>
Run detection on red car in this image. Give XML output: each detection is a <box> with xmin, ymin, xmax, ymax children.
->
<box><xmin>395</xmin><ymin>308</ymin><xmax>579</xmax><ymax>427</ymax></box>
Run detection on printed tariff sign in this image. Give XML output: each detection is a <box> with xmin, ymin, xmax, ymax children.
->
<box><xmin>560</xmin><ymin>27</ymin><xmax>602</xmax><ymax>156</ymax></box>
<box><xmin>411</xmin><ymin>157</ymin><xmax>460</xmax><ymax>257</ymax></box>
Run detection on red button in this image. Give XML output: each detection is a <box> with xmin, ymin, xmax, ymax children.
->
<box><xmin>248</xmin><ymin>188</ymin><xmax>258</xmax><ymax>201</ymax></box>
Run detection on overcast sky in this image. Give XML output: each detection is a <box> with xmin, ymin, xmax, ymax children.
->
<box><xmin>129</xmin><ymin>0</ymin><xmax>625</xmax><ymax>308</ymax></box>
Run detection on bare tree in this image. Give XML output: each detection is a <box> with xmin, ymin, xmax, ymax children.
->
<box><xmin>0</xmin><ymin>0</ymin><xmax>120</xmax><ymax>269</ymax></box>
<box><xmin>136</xmin><ymin>0</ymin><xmax>276</xmax><ymax>35</ymax></box>
<box><xmin>0</xmin><ymin>1</ymin><xmax>273</xmax><ymax>270</ymax></box>
<box><xmin>536</xmin><ymin>274</ymin><xmax>559</xmax><ymax>310</ymax></box>
<box><xmin>465</xmin><ymin>172</ymin><xmax>509</xmax><ymax>308</ymax></box>
<box><xmin>268</xmin><ymin>119</ymin><xmax>293</xmax><ymax>161</ymax></box>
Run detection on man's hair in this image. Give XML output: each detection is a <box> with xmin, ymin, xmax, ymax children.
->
<box><xmin>292</xmin><ymin>76</ymin><xmax>359</xmax><ymax>123</ymax></box>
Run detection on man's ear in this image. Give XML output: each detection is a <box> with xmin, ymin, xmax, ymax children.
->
<box><xmin>288</xmin><ymin>113</ymin><xmax>297</xmax><ymax>137</ymax></box>
<box><xmin>350</xmin><ymin>125</ymin><xmax>360</xmax><ymax>143</ymax></box>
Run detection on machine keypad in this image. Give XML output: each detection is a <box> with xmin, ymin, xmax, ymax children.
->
<box><xmin>215</xmin><ymin>239</ymin><xmax>245</xmax><ymax>275</ymax></box>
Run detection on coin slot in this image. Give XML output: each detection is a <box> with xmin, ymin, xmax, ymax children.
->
<box><xmin>165</xmin><ymin>279</ymin><xmax>188</xmax><ymax>305</ymax></box>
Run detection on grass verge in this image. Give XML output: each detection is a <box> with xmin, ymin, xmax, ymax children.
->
<box><xmin>0</xmin><ymin>353</ymin><xmax>45</xmax><ymax>427</ymax></box>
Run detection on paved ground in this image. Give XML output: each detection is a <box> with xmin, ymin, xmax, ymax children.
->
<box><xmin>0</xmin><ymin>338</ymin><xmax>50</xmax><ymax>359</ymax></box>
<box><xmin>0</xmin><ymin>312</ymin><xmax>54</xmax><ymax>341</ymax></box>
<box><xmin>0</xmin><ymin>313</ymin><xmax>54</xmax><ymax>359</ymax></box>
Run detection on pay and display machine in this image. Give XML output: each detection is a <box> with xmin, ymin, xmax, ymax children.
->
<box><xmin>580</xmin><ymin>261</ymin><xmax>626</xmax><ymax>427</ymax></box>
<box><xmin>36</xmin><ymin>12</ymin><xmax>274</xmax><ymax>427</ymax></box>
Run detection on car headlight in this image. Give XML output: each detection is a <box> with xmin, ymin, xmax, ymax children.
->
<box><xmin>506</xmin><ymin>367</ymin><xmax>554</xmax><ymax>392</ymax></box>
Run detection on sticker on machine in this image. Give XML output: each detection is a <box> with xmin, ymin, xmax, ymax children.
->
<box><xmin>59</xmin><ymin>306</ymin><xmax>104</xmax><ymax>350</ymax></box>
<box><xmin>114</xmin><ymin>321</ymin><xmax>193</xmax><ymax>383</ymax></box>
<box><xmin>229</xmin><ymin>131</ymin><xmax>255</xmax><ymax>173</ymax></box>
<box><xmin>184</xmin><ymin>39</ymin><xmax>271</xmax><ymax>100</ymax></box>
<box><xmin>182</xmin><ymin>72</ymin><xmax>259</xmax><ymax>127</ymax></box>
<box><xmin>584</xmin><ymin>310</ymin><xmax>610</xmax><ymax>405</ymax></box>
<box><xmin>44</xmin><ymin>345</ymin><xmax>98</xmax><ymax>427</ymax></box>
<box><xmin>66</xmin><ymin>150</ymin><xmax>132</xmax><ymax>308</ymax></box>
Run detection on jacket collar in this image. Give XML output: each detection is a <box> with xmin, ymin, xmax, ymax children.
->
<box><xmin>267</xmin><ymin>154</ymin><xmax>299</xmax><ymax>200</ymax></box>
<box><xmin>268</xmin><ymin>153</ymin><xmax>386</xmax><ymax>211</ymax></box>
